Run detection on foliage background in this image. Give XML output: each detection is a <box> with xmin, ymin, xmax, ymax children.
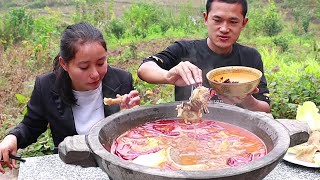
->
<box><xmin>0</xmin><ymin>0</ymin><xmax>319</xmax><ymax>157</ymax></box>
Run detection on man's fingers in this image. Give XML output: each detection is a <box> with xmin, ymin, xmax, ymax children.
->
<box><xmin>186</xmin><ymin>61</ymin><xmax>203</xmax><ymax>85</ymax></box>
<box><xmin>217</xmin><ymin>93</ymin><xmax>242</xmax><ymax>105</ymax></box>
<box><xmin>253</xmin><ymin>87</ymin><xmax>259</xmax><ymax>94</ymax></box>
<box><xmin>196</xmin><ymin>68</ymin><xmax>203</xmax><ymax>85</ymax></box>
<box><xmin>179</xmin><ymin>64</ymin><xmax>195</xmax><ymax>85</ymax></box>
<box><xmin>177</xmin><ymin>61</ymin><xmax>202</xmax><ymax>86</ymax></box>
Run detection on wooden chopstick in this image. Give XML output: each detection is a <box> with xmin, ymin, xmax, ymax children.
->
<box><xmin>0</xmin><ymin>154</ymin><xmax>26</xmax><ymax>163</ymax></box>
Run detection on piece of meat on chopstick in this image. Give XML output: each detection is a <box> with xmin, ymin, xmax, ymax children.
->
<box><xmin>103</xmin><ymin>96</ymin><xmax>123</xmax><ymax>106</ymax></box>
<box><xmin>176</xmin><ymin>86</ymin><xmax>214</xmax><ymax>124</ymax></box>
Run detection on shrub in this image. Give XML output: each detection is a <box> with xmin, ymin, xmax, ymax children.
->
<box><xmin>32</xmin><ymin>9</ymin><xmax>64</xmax><ymax>47</ymax></box>
<box><xmin>176</xmin><ymin>2</ymin><xmax>201</xmax><ymax>34</ymax></box>
<box><xmin>0</xmin><ymin>8</ymin><xmax>34</xmax><ymax>48</ymax></box>
<box><xmin>123</xmin><ymin>3</ymin><xmax>161</xmax><ymax>38</ymax></box>
<box><xmin>302</xmin><ymin>15</ymin><xmax>312</xmax><ymax>33</ymax></box>
<box><xmin>268</xmin><ymin>66</ymin><xmax>320</xmax><ymax>119</ymax></box>
<box><xmin>107</xmin><ymin>19</ymin><xmax>126</xmax><ymax>39</ymax></box>
<box><xmin>122</xmin><ymin>2</ymin><xmax>181</xmax><ymax>39</ymax></box>
<box><xmin>72</xmin><ymin>0</ymin><xmax>107</xmax><ymax>26</ymax></box>
<box><xmin>244</xmin><ymin>6</ymin><xmax>264</xmax><ymax>37</ymax></box>
<box><xmin>283</xmin><ymin>0</ymin><xmax>314</xmax><ymax>34</ymax></box>
<box><xmin>261</xmin><ymin>1</ymin><xmax>283</xmax><ymax>36</ymax></box>
<box><xmin>273</xmin><ymin>36</ymin><xmax>289</xmax><ymax>52</ymax></box>
<box><xmin>260</xmin><ymin>45</ymin><xmax>320</xmax><ymax>119</ymax></box>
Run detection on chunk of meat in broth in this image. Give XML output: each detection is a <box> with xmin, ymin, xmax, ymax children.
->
<box><xmin>176</xmin><ymin>86</ymin><xmax>214</xmax><ymax>124</ymax></box>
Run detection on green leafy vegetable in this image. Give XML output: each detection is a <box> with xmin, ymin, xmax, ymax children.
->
<box><xmin>314</xmin><ymin>153</ymin><xmax>320</xmax><ymax>166</ymax></box>
<box><xmin>296</xmin><ymin>101</ymin><xmax>320</xmax><ymax>131</ymax></box>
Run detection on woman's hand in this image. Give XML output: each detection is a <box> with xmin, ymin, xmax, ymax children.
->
<box><xmin>0</xmin><ymin>134</ymin><xmax>18</xmax><ymax>174</ymax></box>
<box><xmin>119</xmin><ymin>90</ymin><xmax>140</xmax><ymax>109</ymax></box>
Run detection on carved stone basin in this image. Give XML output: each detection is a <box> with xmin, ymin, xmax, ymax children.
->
<box><xmin>59</xmin><ymin>102</ymin><xmax>309</xmax><ymax>180</ymax></box>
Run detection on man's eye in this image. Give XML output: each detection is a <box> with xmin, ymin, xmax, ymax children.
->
<box><xmin>213</xmin><ymin>19</ymin><xmax>221</xmax><ymax>23</ymax></box>
<box><xmin>231</xmin><ymin>21</ymin><xmax>238</xmax><ymax>24</ymax></box>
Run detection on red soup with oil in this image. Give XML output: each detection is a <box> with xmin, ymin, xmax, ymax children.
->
<box><xmin>111</xmin><ymin>119</ymin><xmax>267</xmax><ymax>171</ymax></box>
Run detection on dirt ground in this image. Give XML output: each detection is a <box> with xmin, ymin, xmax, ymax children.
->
<box><xmin>108</xmin><ymin>38</ymin><xmax>190</xmax><ymax>69</ymax></box>
<box><xmin>111</xmin><ymin>0</ymin><xmax>204</xmax><ymax>17</ymax></box>
<box><xmin>44</xmin><ymin>0</ymin><xmax>205</xmax><ymax>18</ymax></box>
<box><xmin>111</xmin><ymin>0</ymin><xmax>204</xmax><ymax>9</ymax></box>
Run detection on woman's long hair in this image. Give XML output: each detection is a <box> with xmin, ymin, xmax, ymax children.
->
<box><xmin>53</xmin><ymin>22</ymin><xmax>107</xmax><ymax>105</ymax></box>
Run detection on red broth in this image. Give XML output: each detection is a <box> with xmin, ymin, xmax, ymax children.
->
<box><xmin>110</xmin><ymin>119</ymin><xmax>266</xmax><ymax>171</ymax></box>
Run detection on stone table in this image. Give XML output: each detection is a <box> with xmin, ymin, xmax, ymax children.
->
<box><xmin>17</xmin><ymin>154</ymin><xmax>319</xmax><ymax>180</ymax></box>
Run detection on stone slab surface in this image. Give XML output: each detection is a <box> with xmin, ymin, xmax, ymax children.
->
<box><xmin>17</xmin><ymin>154</ymin><xmax>319</xmax><ymax>180</ymax></box>
<box><xmin>18</xmin><ymin>155</ymin><xmax>108</xmax><ymax>180</ymax></box>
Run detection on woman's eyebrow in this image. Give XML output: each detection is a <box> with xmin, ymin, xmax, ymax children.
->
<box><xmin>98</xmin><ymin>55</ymin><xmax>107</xmax><ymax>60</ymax></box>
<box><xmin>78</xmin><ymin>61</ymin><xmax>90</xmax><ymax>65</ymax></box>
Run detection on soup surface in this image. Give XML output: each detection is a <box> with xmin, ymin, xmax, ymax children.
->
<box><xmin>213</xmin><ymin>72</ymin><xmax>257</xmax><ymax>83</ymax></box>
<box><xmin>111</xmin><ymin>119</ymin><xmax>266</xmax><ymax>171</ymax></box>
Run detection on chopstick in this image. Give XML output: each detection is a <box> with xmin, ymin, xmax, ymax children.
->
<box><xmin>0</xmin><ymin>154</ymin><xmax>26</xmax><ymax>163</ymax></box>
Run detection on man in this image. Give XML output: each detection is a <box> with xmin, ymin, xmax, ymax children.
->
<box><xmin>137</xmin><ymin>0</ymin><xmax>270</xmax><ymax>113</ymax></box>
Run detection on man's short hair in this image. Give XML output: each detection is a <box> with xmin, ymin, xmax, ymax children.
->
<box><xmin>206</xmin><ymin>0</ymin><xmax>248</xmax><ymax>18</ymax></box>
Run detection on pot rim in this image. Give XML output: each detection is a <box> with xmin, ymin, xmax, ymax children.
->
<box><xmin>87</xmin><ymin>102</ymin><xmax>290</xmax><ymax>178</ymax></box>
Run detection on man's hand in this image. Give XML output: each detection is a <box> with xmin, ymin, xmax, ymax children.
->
<box><xmin>217</xmin><ymin>87</ymin><xmax>260</xmax><ymax>109</ymax></box>
<box><xmin>218</xmin><ymin>88</ymin><xmax>259</xmax><ymax>105</ymax></box>
<box><xmin>166</xmin><ymin>61</ymin><xmax>203</xmax><ymax>86</ymax></box>
<box><xmin>217</xmin><ymin>87</ymin><xmax>270</xmax><ymax>112</ymax></box>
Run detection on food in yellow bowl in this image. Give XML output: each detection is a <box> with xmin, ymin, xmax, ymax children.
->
<box><xmin>206</xmin><ymin>66</ymin><xmax>262</xmax><ymax>99</ymax></box>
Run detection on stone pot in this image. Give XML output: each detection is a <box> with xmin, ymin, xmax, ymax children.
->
<box><xmin>58</xmin><ymin>102</ymin><xmax>310</xmax><ymax>180</ymax></box>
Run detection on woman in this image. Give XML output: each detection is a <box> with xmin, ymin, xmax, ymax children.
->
<box><xmin>0</xmin><ymin>22</ymin><xmax>140</xmax><ymax>173</ymax></box>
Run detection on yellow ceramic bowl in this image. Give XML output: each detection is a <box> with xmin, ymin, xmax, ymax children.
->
<box><xmin>206</xmin><ymin>66</ymin><xmax>262</xmax><ymax>98</ymax></box>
